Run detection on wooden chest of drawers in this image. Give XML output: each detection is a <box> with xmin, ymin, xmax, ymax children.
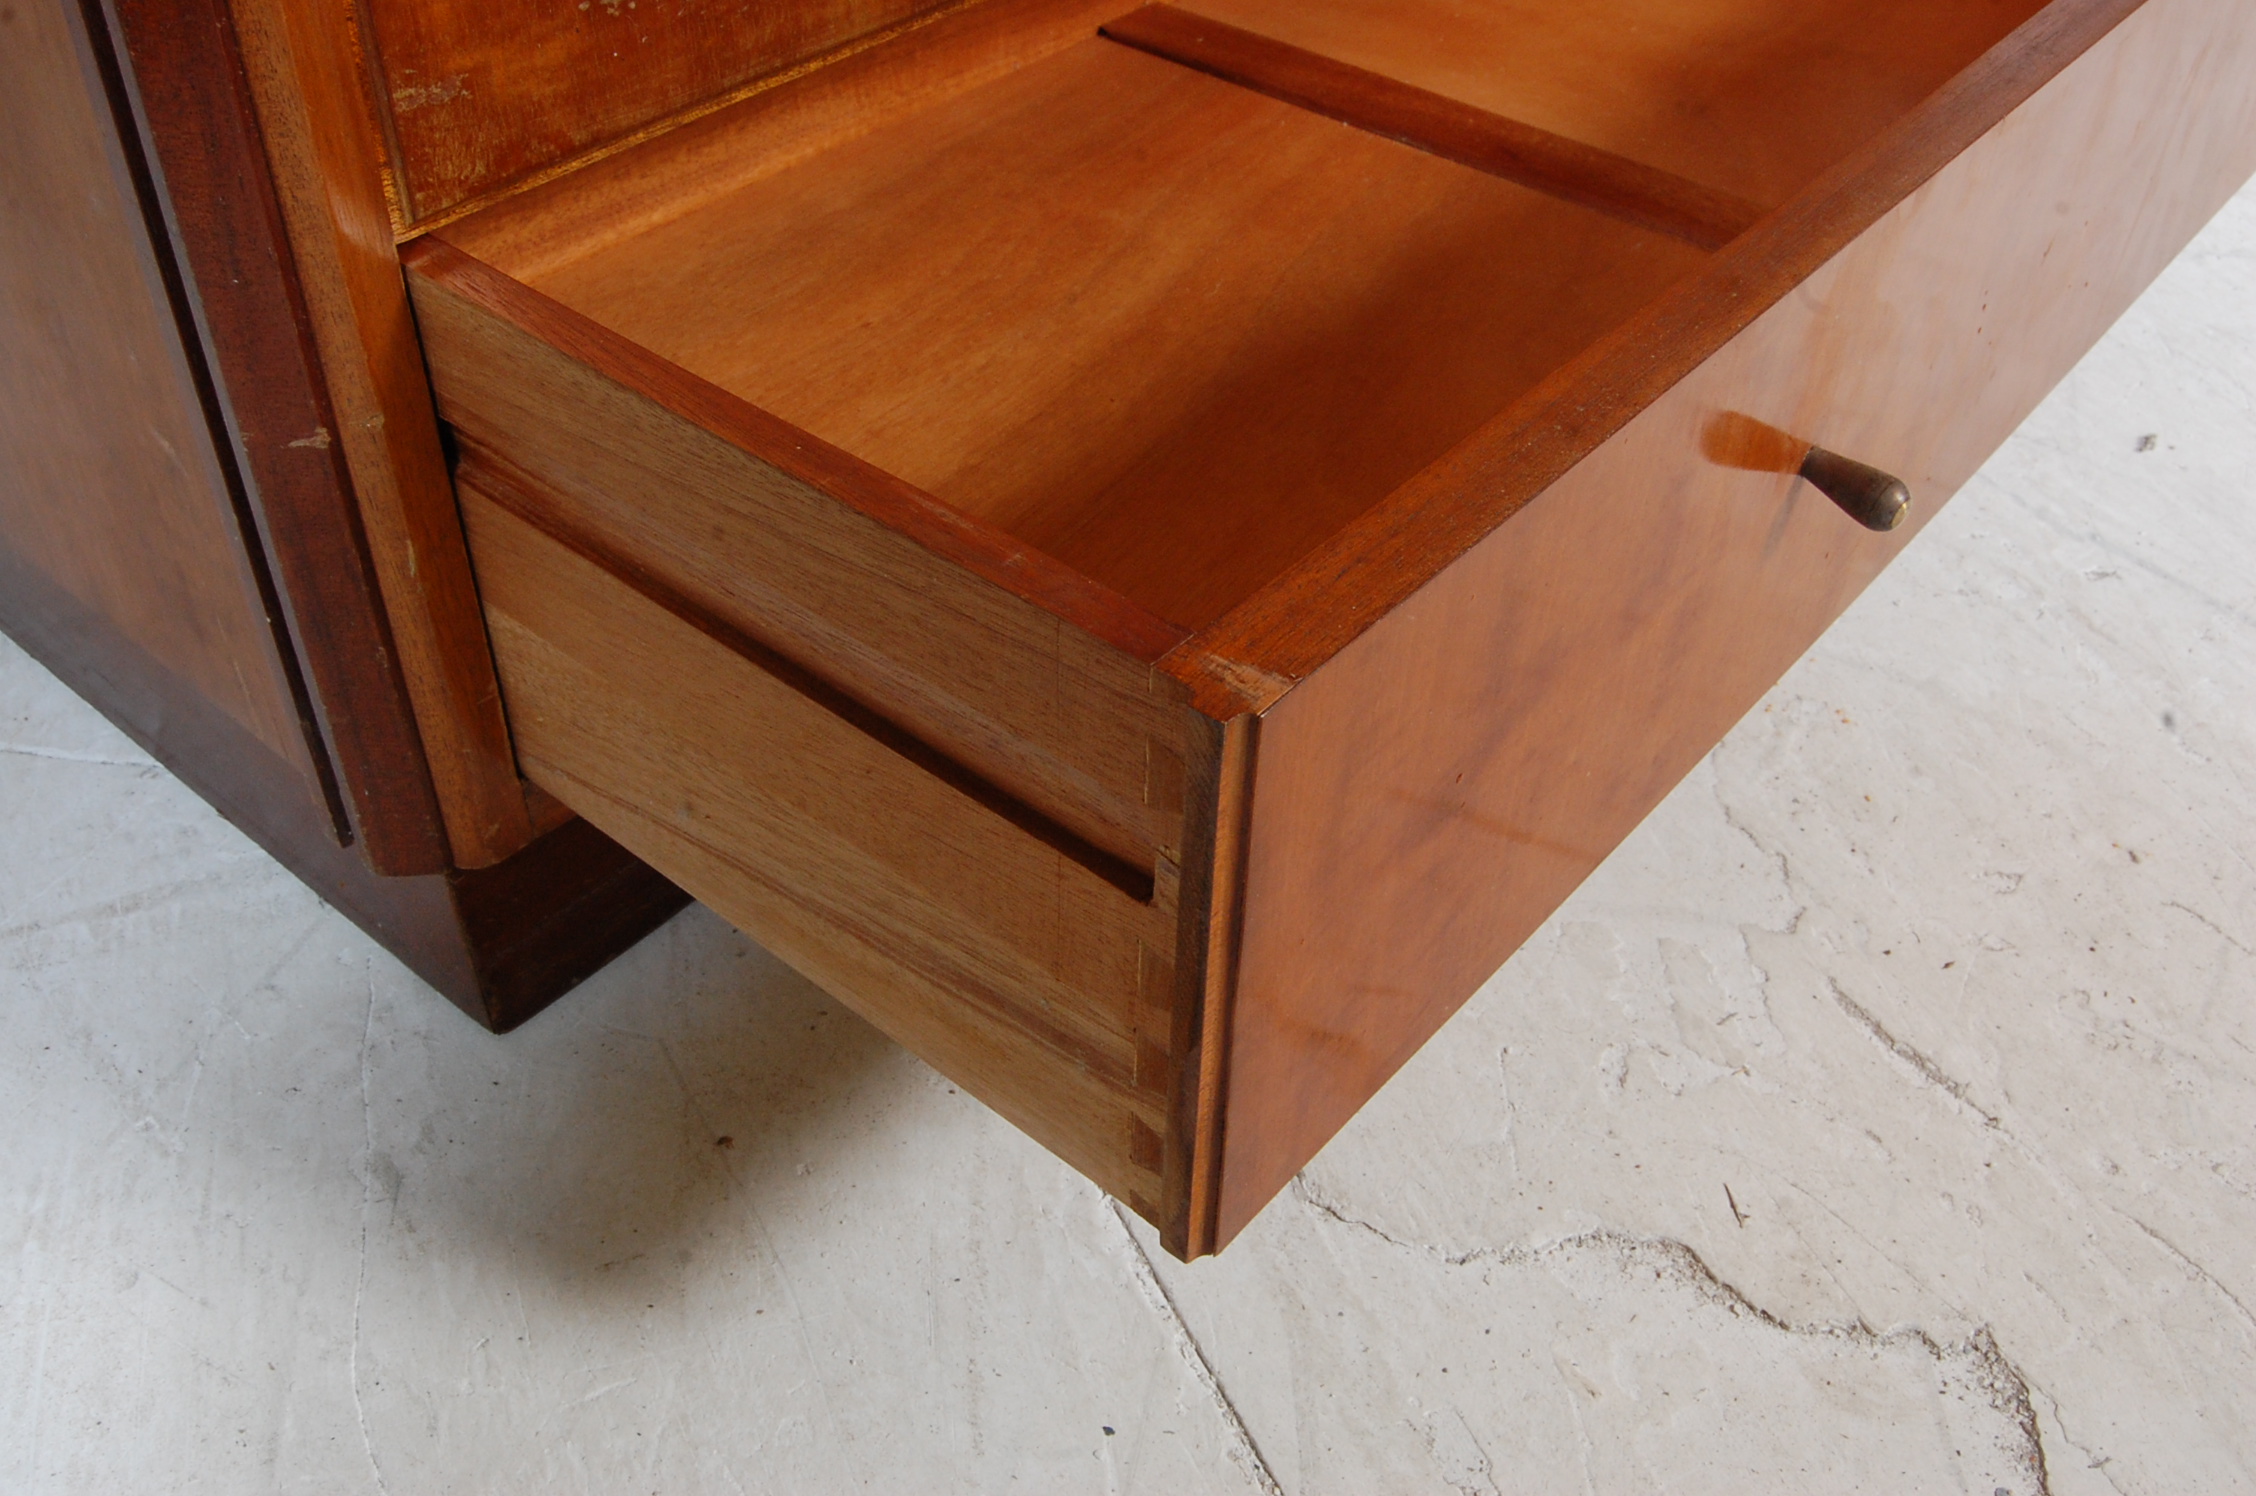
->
<box><xmin>9</xmin><ymin>0</ymin><xmax>2252</xmax><ymax>1257</ymax></box>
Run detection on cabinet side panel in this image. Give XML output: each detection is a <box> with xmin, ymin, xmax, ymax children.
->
<box><xmin>1214</xmin><ymin>0</ymin><xmax>2256</xmax><ymax>1245</ymax></box>
<box><xmin>227</xmin><ymin>0</ymin><xmax>541</xmax><ymax>869</ymax></box>
<box><xmin>0</xmin><ymin>0</ymin><xmax>328</xmax><ymax>806</ymax></box>
<box><xmin>103</xmin><ymin>0</ymin><xmax>451</xmax><ymax>875</ymax></box>
<box><xmin>462</xmin><ymin>487</ymin><xmax>1173</xmax><ymax>1206</ymax></box>
<box><xmin>0</xmin><ymin>0</ymin><xmax>684</xmax><ymax>1030</ymax></box>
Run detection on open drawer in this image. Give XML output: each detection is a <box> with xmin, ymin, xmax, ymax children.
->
<box><xmin>403</xmin><ymin>0</ymin><xmax>2256</xmax><ymax>1258</ymax></box>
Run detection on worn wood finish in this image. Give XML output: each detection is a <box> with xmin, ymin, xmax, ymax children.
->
<box><xmin>488</xmin><ymin>39</ymin><xmax>1709</xmax><ymax>630</ymax></box>
<box><xmin>1177</xmin><ymin>0</ymin><xmax>2050</xmax><ymax>214</ymax></box>
<box><xmin>407</xmin><ymin>240</ymin><xmax>1190</xmax><ymax>874</ymax></box>
<box><xmin>358</xmin><ymin>0</ymin><xmax>957</xmax><ymax>222</ymax></box>
<box><xmin>100</xmin><ymin>0</ymin><xmax>448</xmax><ymax>875</ymax></box>
<box><xmin>1208</xmin><ymin>0</ymin><xmax>2256</xmax><ymax>1246</ymax></box>
<box><xmin>0</xmin><ymin>0</ymin><xmax>328</xmax><ymax>806</ymax></box>
<box><xmin>1101</xmin><ymin>5</ymin><xmax>1762</xmax><ymax>251</ymax></box>
<box><xmin>228</xmin><ymin>0</ymin><xmax>538</xmax><ymax>869</ymax></box>
<box><xmin>461</xmin><ymin>484</ymin><xmax>1182</xmax><ymax>1216</ymax></box>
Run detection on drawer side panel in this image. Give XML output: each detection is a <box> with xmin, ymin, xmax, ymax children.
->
<box><xmin>462</xmin><ymin>486</ymin><xmax>1178</xmax><ymax>1212</ymax></box>
<box><xmin>407</xmin><ymin>250</ymin><xmax>1187</xmax><ymax>874</ymax></box>
<box><xmin>1215</xmin><ymin>0</ymin><xmax>2256</xmax><ymax>1244</ymax></box>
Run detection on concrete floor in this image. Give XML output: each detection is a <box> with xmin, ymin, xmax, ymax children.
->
<box><xmin>6</xmin><ymin>182</ymin><xmax>2256</xmax><ymax>1495</ymax></box>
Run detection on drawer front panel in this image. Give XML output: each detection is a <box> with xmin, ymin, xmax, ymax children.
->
<box><xmin>1215</xmin><ymin>0</ymin><xmax>2256</xmax><ymax>1244</ymax></box>
<box><xmin>460</xmin><ymin>482</ymin><xmax>1178</xmax><ymax>1211</ymax></box>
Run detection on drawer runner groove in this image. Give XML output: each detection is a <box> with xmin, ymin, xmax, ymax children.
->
<box><xmin>1099</xmin><ymin>4</ymin><xmax>1765</xmax><ymax>250</ymax></box>
<box><xmin>460</xmin><ymin>450</ymin><xmax>1159</xmax><ymax>904</ymax></box>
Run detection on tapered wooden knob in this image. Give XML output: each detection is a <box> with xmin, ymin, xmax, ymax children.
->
<box><xmin>1799</xmin><ymin>446</ymin><xmax>1911</xmax><ymax>532</ymax></box>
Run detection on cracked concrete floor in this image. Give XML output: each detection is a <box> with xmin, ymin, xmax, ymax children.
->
<box><xmin>5</xmin><ymin>187</ymin><xmax>2256</xmax><ymax>1496</ymax></box>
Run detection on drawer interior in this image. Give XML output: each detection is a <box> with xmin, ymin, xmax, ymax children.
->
<box><xmin>434</xmin><ymin>0</ymin><xmax>2044</xmax><ymax>632</ymax></box>
<box><xmin>486</xmin><ymin>41</ymin><xmax>1704</xmax><ymax>630</ymax></box>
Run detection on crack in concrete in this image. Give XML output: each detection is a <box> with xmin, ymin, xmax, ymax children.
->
<box><xmin>1104</xmin><ymin>1200</ymin><xmax>1283</xmax><ymax>1496</ymax></box>
<box><xmin>166</xmin><ymin>918</ymin><xmax>325</xmax><ymax>1143</ymax></box>
<box><xmin>2127</xmin><ymin>1216</ymin><xmax>2256</xmax><ymax>1336</ymax></box>
<box><xmin>1497</xmin><ymin>1047</ymin><xmax>1524</xmax><ymax>1185</ymax></box>
<box><xmin>1417</xmin><ymin>1406</ymin><xmax>1501</xmax><ymax>1496</ymax></box>
<box><xmin>1294</xmin><ymin>1175</ymin><xmax>1451</xmax><ymax>1259</ymax></box>
<box><xmin>1829</xmin><ymin>979</ymin><xmax>2005</xmax><ymax>1129</ymax></box>
<box><xmin>2161</xmin><ymin>900</ymin><xmax>2254</xmax><ymax>956</ymax></box>
<box><xmin>1548</xmin><ymin>1350</ymin><xmax>1602</xmax><ymax>1496</ymax></box>
<box><xmin>2030</xmin><ymin>1384</ymin><xmax>2128</xmax><ymax>1496</ymax></box>
<box><xmin>0</xmin><ymin>870</ymin><xmax>248</xmax><ymax>941</ymax></box>
<box><xmin>1786</xmin><ymin>1179</ymin><xmax>1980</xmax><ymax>1325</ymax></box>
<box><xmin>1713</xmin><ymin>786</ymin><xmax>1810</xmax><ymax>937</ymax></box>
<box><xmin>0</xmin><ymin>741</ymin><xmax>155</xmax><ymax>767</ymax></box>
<box><xmin>1292</xmin><ymin>1177</ymin><xmax>2051</xmax><ymax>1494</ymax></box>
<box><xmin>351</xmin><ymin>964</ymin><xmax>391</xmax><ymax>1495</ymax></box>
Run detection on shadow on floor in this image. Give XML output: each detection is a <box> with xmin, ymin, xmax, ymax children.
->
<box><xmin>356</xmin><ymin>900</ymin><xmax>930</xmax><ymax>1298</ymax></box>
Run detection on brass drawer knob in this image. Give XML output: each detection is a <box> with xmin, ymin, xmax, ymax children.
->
<box><xmin>1799</xmin><ymin>446</ymin><xmax>1911</xmax><ymax>532</ymax></box>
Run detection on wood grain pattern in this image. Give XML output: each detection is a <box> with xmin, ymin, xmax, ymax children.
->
<box><xmin>496</xmin><ymin>39</ymin><xmax>1709</xmax><ymax>630</ymax></box>
<box><xmin>436</xmin><ymin>0</ymin><xmax>1126</xmax><ymax>275</ymax></box>
<box><xmin>1176</xmin><ymin>0</ymin><xmax>2050</xmax><ymax>214</ymax></box>
<box><xmin>1169</xmin><ymin>0</ymin><xmax>2152</xmax><ymax>709</ymax></box>
<box><xmin>0</xmin><ymin>0</ymin><xmax>683</xmax><ymax>1032</ymax></box>
<box><xmin>1208</xmin><ymin>0</ymin><xmax>2256</xmax><ymax>1246</ymax></box>
<box><xmin>462</xmin><ymin>451</ymin><xmax>1156</xmax><ymax>904</ymax></box>
<box><xmin>357</xmin><ymin>0</ymin><xmax>955</xmax><ymax>221</ymax></box>
<box><xmin>407</xmin><ymin>239</ymin><xmax>1190</xmax><ymax>875</ymax></box>
<box><xmin>0</xmin><ymin>0</ymin><xmax>327</xmax><ymax>803</ymax></box>
<box><xmin>228</xmin><ymin>0</ymin><xmax>538</xmax><ymax>868</ymax></box>
<box><xmin>1170</xmin><ymin>710</ymin><xmax>1254</xmax><ymax>1258</ymax></box>
<box><xmin>1101</xmin><ymin>4</ymin><xmax>1763</xmax><ymax>251</ymax></box>
<box><xmin>101</xmin><ymin>0</ymin><xmax>449</xmax><ymax>875</ymax></box>
<box><xmin>461</xmin><ymin>484</ymin><xmax>1178</xmax><ymax>1212</ymax></box>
